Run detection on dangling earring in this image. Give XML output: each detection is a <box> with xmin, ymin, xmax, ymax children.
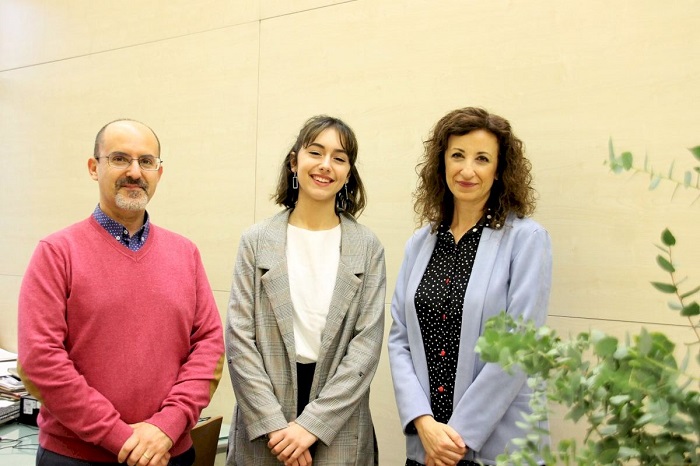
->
<box><xmin>292</xmin><ymin>173</ymin><xmax>298</xmax><ymax>190</ymax></box>
<box><xmin>337</xmin><ymin>182</ymin><xmax>348</xmax><ymax>211</ymax></box>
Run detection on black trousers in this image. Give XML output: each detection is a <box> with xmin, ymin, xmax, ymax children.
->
<box><xmin>296</xmin><ymin>362</ymin><xmax>318</xmax><ymax>457</ymax></box>
<box><xmin>406</xmin><ymin>460</ymin><xmax>481</xmax><ymax>466</ymax></box>
<box><xmin>36</xmin><ymin>446</ymin><xmax>195</xmax><ymax>466</ymax></box>
<box><xmin>296</xmin><ymin>362</ymin><xmax>316</xmax><ymax>417</ymax></box>
<box><xmin>407</xmin><ymin>459</ymin><xmax>544</xmax><ymax>466</ymax></box>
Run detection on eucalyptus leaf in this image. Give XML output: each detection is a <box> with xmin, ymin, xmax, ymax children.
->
<box><xmin>635</xmin><ymin>412</ymin><xmax>654</xmax><ymax>426</ymax></box>
<box><xmin>679</xmin><ymin>285</ymin><xmax>700</xmax><ymax>299</ymax></box>
<box><xmin>656</xmin><ymin>255</ymin><xmax>675</xmax><ymax>273</ymax></box>
<box><xmin>649</xmin><ymin>175</ymin><xmax>662</xmax><ymax>190</ymax></box>
<box><xmin>667</xmin><ymin>301</ymin><xmax>682</xmax><ymax>311</ymax></box>
<box><xmin>637</xmin><ymin>329</ymin><xmax>652</xmax><ymax>356</ymax></box>
<box><xmin>598</xmin><ymin>447</ymin><xmax>619</xmax><ymax>464</ymax></box>
<box><xmin>618</xmin><ymin>446</ymin><xmax>640</xmax><ymax>458</ymax></box>
<box><xmin>609</xmin><ymin>395</ymin><xmax>630</xmax><ymax>405</ymax></box>
<box><xmin>590</xmin><ymin>330</ymin><xmax>606</xmax><ymax>343</ymax></box>
<box><xmin>661</xmin><ymin>228</ymin><xmax>676</xmax><ymax>246</ymax></box>
<box><xmin>598</xmin><ymin>424</ymin><xmax>618</xmax><ymax>435</ymax></box>
<box><xmin>608</xmin><ymin>138</ymin><xmax>615</xmax><ymax>164</ymax></box>
<box><xmin>621</xmin><ymin>151</ymin><xmax>633</xmax><ymax>170</ymax></box>
<box><xmin>680</xmin><ymin>302</ymin><xmax>699</xmax><ymax>316</ymax></box>
<box><xmin>594</xmin><ymin>336</ymin><xmax>618</xmax><ymax>357</ymax></box>
<box><xmin>690</xmin><ymin>145</ymin><xmax>700</xmax><ymax>161</ymax></box>
<box><xmin>679</xmin><ymin>351</ymin><xmax>690</xmax><ymax>372</ymax></box>
<box><xmin>613</xmin><ymin>346</ymin><xmax>628</xmax><ymax>359</ymax></box>
<box><xmin>650</xmin><ymin>282</ymin><xmax>677</xmax><ymax>293</ymax></box>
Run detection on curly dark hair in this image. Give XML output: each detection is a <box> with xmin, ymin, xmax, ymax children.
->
<box><xmin>272</xmin><ymin>115</ymin><xmax>366</xmax><ymax>217</ymax></box>
<box><xmin>414</xmin><ymin>107</ymin><xmax>536</xmax><ymax>231</ymax></box>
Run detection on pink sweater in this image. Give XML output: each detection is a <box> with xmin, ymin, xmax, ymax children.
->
<box><xmin>18</xmin><ymin>217</ymin><xmax>224</xmax><ymax>462</ymax></box>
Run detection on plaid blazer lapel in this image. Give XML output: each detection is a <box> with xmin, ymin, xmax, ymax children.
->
<box><xmin>258</xmin><ymin>211</ymin><xmax>297</xmax><ymax>367</ymax></box>
<box><xmin>318</xmin><ymin>215</ymin><xmax>364</xmax><ymax>361</ymax></box>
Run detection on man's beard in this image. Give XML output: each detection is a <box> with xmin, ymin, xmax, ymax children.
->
<box><xmin>115</xmin><ymin>190</ymin><xmax>149</xmax><ymax>211</ymax></box>
<box><xmin>115</xmin><ymin>177</ymin><xmax>150</xmax><ymax>211</ymax></box>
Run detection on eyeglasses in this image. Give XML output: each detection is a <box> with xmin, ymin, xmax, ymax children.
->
<box><xmin>96</xmin><ymin>153</ymin><xmax>162</xmax><ymax>171</ymax></box>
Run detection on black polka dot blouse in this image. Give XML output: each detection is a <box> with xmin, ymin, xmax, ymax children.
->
<box><xmin>414</xmin><ymin>217</ymin><xmax>488</xmax><ymax>424</ymax></box>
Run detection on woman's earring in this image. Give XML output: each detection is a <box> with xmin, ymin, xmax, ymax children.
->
<box><xmin>337</xmin><ymin>182</ymin><xmax>349</xmax><ymax>211</ymax></box>
<box><xmin>292</xmin><ymin>173</ymin><xmax>298</xmax><ymax>190</ymax></box>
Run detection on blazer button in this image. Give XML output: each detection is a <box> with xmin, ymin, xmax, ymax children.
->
<box><xmin>440</xmin><ymin>350</ymin><xmax>446</xmax><ymax>357</ymax></box>
<box><xmin>438</xmin><ymin>386</ymin><xmax>445</xmax><ymax>393</ymax></box>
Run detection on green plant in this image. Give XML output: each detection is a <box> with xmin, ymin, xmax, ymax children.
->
<box><xmin>475</xmin><ymin>144</ymin><xmax>700</xmax><ymax>465</ymax></box>
<box><xmin>606</xmin><ymin>139</ymin><xmax>700</xmax><ymax>201</ymax></box>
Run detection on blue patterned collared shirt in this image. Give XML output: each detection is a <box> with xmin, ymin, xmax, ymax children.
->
<box><xmin>92</xmin><ymin>204</ymin><xmax>150</xmax><ymax>252</ymax></box>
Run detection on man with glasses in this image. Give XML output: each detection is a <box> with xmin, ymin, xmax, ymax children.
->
<box><xmin>17</xmin><ymin>119</ymin><xmax>224</xmax><ymax>466</ymax></box>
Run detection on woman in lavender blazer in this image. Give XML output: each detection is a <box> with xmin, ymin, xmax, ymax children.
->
<box><xmin>389</xmin><ymin>107</ymin><xmax>552</xmax><ymax>466</ymax></box>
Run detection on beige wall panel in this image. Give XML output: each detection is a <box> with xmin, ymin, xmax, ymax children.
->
<box><xmin>261</xmin><ymin>0</ymin><xmax>354</xmax><ymax>19</ymax></box>
<box><xmin>255</xmin><ymin>0</ymin><xmax>700</xmax><ymax>324</ymax></box>
<box><xmin>0</xmin><ymin>0</ymin><xmax>259</xmax><ymax>70</ymax></box>
<box><xmin>371</xmin><ymin>304</ymin><xmax>405</xmax><ymax>465</ymax></box>
<box><xmin>0</xmin><ymin>276</ymin><xmax>22</xmax><ymax>352</ymax></box>
<box><xmin>255</xmin><ymin>0</ymin><xmax>429</xmax><ymax>296</ymax></box>
<box><xmin>202</xmin><ymin>290</ymin><xmax>235</xmax><ymax>424</ymax></box>
<box><xmin>0</xmin><ymin>24</ymin><xmax>259</xmax><ymax>356</ymax></box>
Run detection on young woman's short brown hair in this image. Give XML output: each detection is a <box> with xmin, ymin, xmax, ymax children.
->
<box><xmin>273</xmin><ymin>115</ymin><xmax>366</xmax><ymax>217</ymax></box>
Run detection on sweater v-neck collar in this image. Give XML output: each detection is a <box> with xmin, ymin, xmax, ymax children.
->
<box><xmin>88</xmin><ymin>216</ymin><xmax>155</xmax><ymax>260</ymax></box>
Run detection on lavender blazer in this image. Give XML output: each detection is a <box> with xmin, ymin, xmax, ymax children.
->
<box><xmin>226</xmin><ymin>210</ymin><xmax>386</xmax><ymax>465</ymax></box>
<box><xmin>388</xmin><ymin>213</ymin><xmax>552</xmax><ymax>465</ymax></box>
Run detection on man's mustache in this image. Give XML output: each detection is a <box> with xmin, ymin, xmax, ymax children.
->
<box><xmin>116</xmin><ymin>177</ymin><xmax>148</xmax><ymax>190</ymax></box>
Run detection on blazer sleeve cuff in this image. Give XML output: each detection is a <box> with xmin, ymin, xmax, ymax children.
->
<box><xmin>245</xmin><ymin>413</ymin><xmax>288</xmax><ymax>441</ymax></box>
<box><xmin>295</xmin><ymin>412</ymin><xmax>337</xmax><ymax>446</ymax></box>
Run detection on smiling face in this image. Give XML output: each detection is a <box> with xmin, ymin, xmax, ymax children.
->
<box><xmin>444</xmin><ymin>129</ymin><xmax>499</xmax><ymax>211</ymax></box>
<box><xmin>88</xmin><ymin>121</ymin><xmax>162</xmax><ymax>220</ymax></box>
<box><xmin>291</xmin><ymin>127</ymin><xmax>351</xmax><ymax>210</ymax></box>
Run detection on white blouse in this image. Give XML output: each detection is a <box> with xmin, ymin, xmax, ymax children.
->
<box><xmin>286</xmin><ymin>223</ymin><xmax>341</xmax><ymax>363</ymax></box>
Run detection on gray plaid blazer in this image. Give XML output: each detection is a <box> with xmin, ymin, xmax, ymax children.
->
<box><xmin>226</xmin><ymin>210</ymin><xmax>386</xmax><ymax>465</ymax></box>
